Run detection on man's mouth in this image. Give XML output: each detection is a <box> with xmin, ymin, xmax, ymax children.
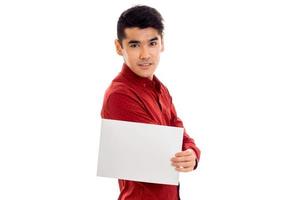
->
<box><xmin>138</xmin><ymin>63</ymin><xmax>152</xmax><ymax>67</ymax></box>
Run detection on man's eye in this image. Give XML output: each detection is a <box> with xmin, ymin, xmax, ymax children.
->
<box><xmin>129</xmin><ymin>44</ymin><xmax>139</xmax><ymax>48</ymax></box>
<box><xmin>150</xmin><ymin>41</ymin><xmax>157</xmax><ymax>46</ymax></box>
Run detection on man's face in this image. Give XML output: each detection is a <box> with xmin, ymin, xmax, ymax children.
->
<box><xmin>115</xmin><ymin>27</ymin><xmax>164</xmax><ymax>80</ymax></box>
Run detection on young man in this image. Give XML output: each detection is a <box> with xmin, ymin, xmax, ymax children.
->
<box><xmin>101</xmin><ymin>5</ymin><xmax>201</xmax><ymax>200</ymax></box>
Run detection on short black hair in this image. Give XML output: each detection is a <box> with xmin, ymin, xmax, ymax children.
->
<box><xmin>117</xmin><ymin>5</ymin><xmax>164</xmax><ymax>42</ymax></box>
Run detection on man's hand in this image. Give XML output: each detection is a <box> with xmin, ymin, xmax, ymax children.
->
<box><xmin>171</xmin><ymin>149</ymin><xmax>197</xmax><ymax>172</ymax></box>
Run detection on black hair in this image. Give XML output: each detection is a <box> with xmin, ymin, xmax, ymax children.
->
<box><xmin>117</xmin><ymin>5</ymin><xmax>164</xmax><ymax>42</ymax></box>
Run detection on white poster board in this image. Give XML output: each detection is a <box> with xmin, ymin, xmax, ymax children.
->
<box><xmin>97</xmin><ymin>119</ymin><xmax>184</xmax><ymax>185</ymax></box>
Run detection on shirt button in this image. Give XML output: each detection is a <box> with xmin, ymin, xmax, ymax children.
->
<box><xmin>143</xmin><ymin>83</ymin><xmax>146</xmax><ymax>87</ymax></box>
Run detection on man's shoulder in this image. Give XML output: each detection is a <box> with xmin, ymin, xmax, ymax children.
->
<box><xmin>101</xmin><ymin>78</ymin><xmax>144</xmax><ymax>118</ymax></box>
<box><xmin>104</xmin><ymin>78</ymin><xmax>136</xmax><ymax>99</ymax></box>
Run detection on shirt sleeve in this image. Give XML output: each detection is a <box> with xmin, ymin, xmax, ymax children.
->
<box><xmin>169</xmin><ymin>98</ymin><xmax>201</xmax><ymax>168</ymax></box>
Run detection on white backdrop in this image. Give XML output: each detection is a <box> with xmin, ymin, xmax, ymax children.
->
<box><xmin>0</xmin><ymin>0</ymin><xmax>299</xmax><ymax>199</ymax></box>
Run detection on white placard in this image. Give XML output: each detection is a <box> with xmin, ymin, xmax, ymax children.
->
<box><xmin>97</xmin><ymin>119</ymin><xmax>184</xmax><ymax>185</ymax></box>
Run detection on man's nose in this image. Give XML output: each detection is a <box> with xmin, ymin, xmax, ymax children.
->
<box><xmin>139</xmin><ymin>46</ymin><xmax>150</xmax><ymax>60</ymax></box>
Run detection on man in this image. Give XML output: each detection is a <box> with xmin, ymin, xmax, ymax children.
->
<box><xmin>101</xmin><ymin>5</ymin><xmax>201</xmax><ymax>200</ymax></box>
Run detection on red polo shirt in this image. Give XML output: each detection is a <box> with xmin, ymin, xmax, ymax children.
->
<box><xmin>101</xmin><ymin>64</ymin><xmax>200</xmax><ymax>200</ymax></box>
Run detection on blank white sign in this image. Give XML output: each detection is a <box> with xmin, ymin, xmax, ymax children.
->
<box><xmin>97</xmin><ymin>119</ymin><xmax>184</xmax><ymax>185</ymax></box>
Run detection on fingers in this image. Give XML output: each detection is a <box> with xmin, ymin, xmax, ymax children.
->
<box><xmin>171</xmin><ymin>149</ymin><xmax>197</xmax><ymax>173</ymax></box>
<box><xmin>175</xmin><ymin>166</ymin><xmax>194</xmax><ymax>172</ymax></box>
<box><xmin>172</xmin><ymin>160</ymin><xmax>194</xmax><ymax>168</ymax></box>
<box><xmin>171</xmin><ymin>156</ymin><xmax>195</xmax><ymax>172</ymax></box>
<box><xmin>175</xmin><ymin>149</ymin><xmax>194</xmax><ymax>157</ymax></box>
<box><xmin>171</xmin><ymin>156</ymin><xmax>194</xmax><ymax>165</ymax></box>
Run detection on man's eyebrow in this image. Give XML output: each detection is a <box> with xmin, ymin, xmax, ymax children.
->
<box><xmin>128</xmin><ymin>40</ymin><xmax>140</xmax><ymax>44</ymax></box>
<box><xmin>127</xmin><ymin>37</ymin><xmax>158</xmax><ymax>44</ymax></box>
<box><xmin>149</xmin><ymin>37</ymin><xmax>158</xmax><ymax>42</ymax></box>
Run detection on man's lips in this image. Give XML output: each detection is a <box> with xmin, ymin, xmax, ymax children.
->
<box><xmin>138</xmin><ymin>63</ymin><xmax>152</xmax><ymax>67</ymax></box>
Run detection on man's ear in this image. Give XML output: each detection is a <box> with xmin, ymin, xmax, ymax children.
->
<box><xmin>114</xmin><ymin>39</ymin><xmax>123</xmax><ymax>56</ymax></box>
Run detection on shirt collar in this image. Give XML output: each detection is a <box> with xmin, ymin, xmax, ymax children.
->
<box><xmin>121</xmin><ymin>63</ymin><xmax>161</xmax><ymax>92</ymax></box>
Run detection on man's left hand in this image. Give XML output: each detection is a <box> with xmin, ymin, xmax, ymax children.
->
<box><xmin>171</xmin><ymin>149</ymin><xmax>197</xmax><ymax>172</ymax></box>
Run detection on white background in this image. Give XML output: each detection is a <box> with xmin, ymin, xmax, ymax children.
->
<box><xmin>0</xmin><ymin>0</ymin><xmax>299</xmax><ymax>199</ymax></box>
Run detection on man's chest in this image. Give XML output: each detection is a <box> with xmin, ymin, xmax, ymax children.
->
<box><xmin>139</xmin><ymin>90</ymin><xmax>172</xmax><ymax>126</ymax></box>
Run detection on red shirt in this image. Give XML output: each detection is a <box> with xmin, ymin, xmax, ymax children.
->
<box><xmin>101</xmin><ymin>64</ymin><xmax>200</xmax><ymax>200</ymax></box>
